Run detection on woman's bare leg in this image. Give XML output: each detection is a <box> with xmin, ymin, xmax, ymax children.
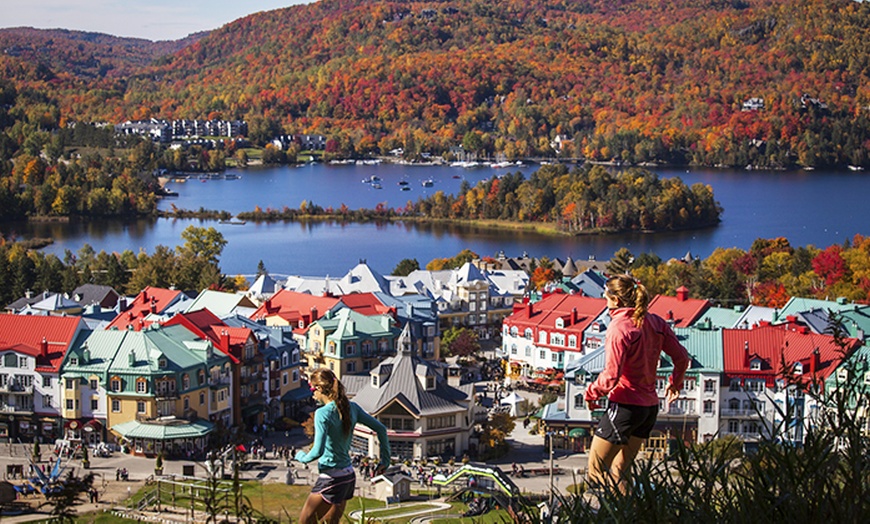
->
<box><xmin>587</xmin><ymin>435</ymin><xmax>623</xmax><ymax>489</ymax></box>
<box><xmin>298</xmin><ymin>492</ymin><xmax>330</xmax><ymax>524</ymax></box>
<box><xmin>611</xmin><ymin>436</ymin><xmax>645</xmax><ymax>493</ymax></box>
<box><xmin>323</xmin><ymin>500</ymin><xmax>348</xmax><ymax>524</ymax></box>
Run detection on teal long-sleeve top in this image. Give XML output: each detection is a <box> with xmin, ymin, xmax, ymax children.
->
<box><xmin>295</xmin><ymin>401</ymin><xmax>390</xmax><ymax>471</ymax></box>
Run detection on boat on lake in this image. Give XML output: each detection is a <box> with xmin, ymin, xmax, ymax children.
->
<box><xmin>362</xmin><ymin>175</ymin><xmax>382</xmax><ymax>183</ymax></box>
<box><xmin>398</xmin><ymin>180</ymin><xmax>409</xmax><ymax>186</ymax></box>
<box><xmin>372</xmin><ymin>183</ymin><xmax>383</xmax><ymax>189</ymax></box>
<box><xmin>421</xmin><ymin>179</ymin><xmax>434</xmax><ymax>187</ymax></box>
<box><xmin>401</xmin><ymin>186</ymin><xmax>411</xmax><ymax>191</ymax></box>
<box><xmin>225</xmin><ymin>174</ymin><xmax>241</xmax><ymax>180</ymax></box>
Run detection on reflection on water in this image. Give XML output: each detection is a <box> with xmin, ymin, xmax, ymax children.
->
<box><xmin>2</xmin><ymin>163</ymin><xmax>870</xmax><ymax>276</ymax></box>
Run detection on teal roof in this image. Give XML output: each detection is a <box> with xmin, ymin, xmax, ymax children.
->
<box><xmin>63</xmin><ymin>329</ymin><xmax>125</xmax><ymax>378</ymax></box>
<box><xmin>779</xmin><ymin>297</ymin><xmax>858</xmax><ymax>317</ymax></box>
<box><xmin>112</xmin><ymin>419</ymin><xmax>214</xmax><ymax>440</ymax></box>
<box><xmin>830</xmin><ymin>307</ymin><xmax>870</xmax><ymax>340</ymax></box>
<box><xmin>107</xmin><ymin>324</ymin><xmax>225</xmax><ymax>376</ymax></box>
<box><xmin>698</xmin><ymin>306</ymin><xmax>745</xmax><ymax>329</ymax></box>
<box><xmin>673</xmin><ymin>327</ymin><xmax>724</xmax><ymax>373</ymax></box>
<box><xmin>319</xmin><ymin>308</ymin><xmax>399</xmax><ymax>343</ymax></box>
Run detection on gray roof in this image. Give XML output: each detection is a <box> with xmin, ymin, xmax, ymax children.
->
<box><xmin>352</xmin><ymin>324</ymin><xmax>471</xmax><ymax>417</ymax></box>
<box><xmin>71</xmin><ymin>284</ymin><xmax>120</xmax><ymax>308</ymax></box>
<box><xmin>570</xmin><ymin>269</ymin><xmax>607</xmax><ymax>298</ymax></box>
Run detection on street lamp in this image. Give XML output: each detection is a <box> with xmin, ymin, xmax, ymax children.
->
<box><xmin>547</xmin><ymin>430</ymin><xmax>554</xmax><ymax>511</ymax></box>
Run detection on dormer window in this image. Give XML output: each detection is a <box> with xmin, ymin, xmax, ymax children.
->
<box><xmin>282</xmin><ymin>353</ymin><xmax>289</xmax><ymax>367</ymax></box>
<box><xmin>426</xmin><ymin>376</ymin><xmax>435</xmax><ymax>390</ymax></box>
<box><xmin>539</xmin><ymin>331</ymin><xmax>547</xmax><ymax>344</ymax></box>
<box><xmin>793</xmin><ymin>363</ymin><xmax>804</xmax><ymax>375</ymax></box>
<box><xmin>69</xmin><ymin>357</ymin><xmax>79</xmax><ymax>366</ymax></box>
<box><xmin>110</xmin><ymin>377</ymin><xmax>121</xmax><ymax>392</ymax></box>
<box><xmin>372</xmin><ymin>375</ymin><xmax>379</xmax><ymax>387</ymax></box>
<box><xmin>158</xmin><ymin>358</ymin><xmax>167</xmax><ymax>368</ymax></box>
<box><xmin>555</xmin><ymin>318</ymin><xmax>564</xmax><ymax>329</ymax></box>
<box><xmin>750</xmin><ymin>359</ymin><xmax>762</xmax><ymax>371</ymax></box>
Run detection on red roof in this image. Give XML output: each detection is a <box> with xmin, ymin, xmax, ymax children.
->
<box><xmin>648</xmin><ymin>291</ymin><xmax>711</xmax><ymax>328</ymax></box>
<box><xmin>339</xmin><ymin>293</ymin><xmax>394</xmax><ymax>317</ymax></box>
<box><xmin>107</xmin><ymin>286</ymin><xmax>182</xmax><ymax>331</ymax></box>
<box><xmin>162</xmin><ymin>309</ymin><xmax>250</xmax><ymax>363</ymax></box>
<box><xmin>722</xmin><ymin>324</ymin><xmax>859</xmax><ymax>382</ymax></box>
<box><xmin>505</xmin><ymin>294</ymin><xmax>607</xmax><ymax>350</ymax></box>
<box><xmin>0</xmin><ymin>314</ymin><xmax>84</xmax><ymax>372</ymax></box>
<box><xmin>248</xmin><ymin>289</ymin><xmax>341</xmax><ymax>327</ymax></box>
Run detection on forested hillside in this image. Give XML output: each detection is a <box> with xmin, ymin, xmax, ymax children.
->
<box><xmin>2</xmin><ymin>0</ymin><xmax>869</xmax><ymax>167</ymax></box>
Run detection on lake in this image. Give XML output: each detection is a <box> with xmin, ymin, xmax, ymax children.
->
<box><xmin>2</xmin><ymin>162</ymin><xmax>868</xmax><ymax>278</ymax></box>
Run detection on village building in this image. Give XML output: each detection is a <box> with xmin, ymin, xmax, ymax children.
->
<box><xmin>500</xmin><ymin>293</ymin><xmax>608</xmax><ymax>379</ymax></box>
<box><xmin>0</xmin><ymin>314</ymin><xmax>87</xmax><ymax>443</ymax></box>
<box><xmin>303</xmin><ymin>307</ymin><xmax>402</xmax><ymax>379</ymax></box>
<box><xmin>63</xmin><ymin>323</ymin><xmax>232</xmax><ymax>457</ymax></box>
<box><xmin>343</xmin><ymin>325</ymin><xmax>481</xmax><ymax>461</ymax></box>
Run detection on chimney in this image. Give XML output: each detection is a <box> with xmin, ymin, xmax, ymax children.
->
<box><xmin>25</xmin><ymin>289</ymin><xmax>33</xmax><ymax>299</ymax></box>
<box><xmin>572</xmin><ymin>307</ymin><xmax>579</xmax><ymax>325</ymax></box>
<box><xmin>810</xmin><ymin>348</ymin><xmax>820</xmax><ymax>375</ymax></box>
<box><xmin>667</xmin><ymin>310</ymin><xmax>674</xmax><ymax>321</ymax></box>
<box><xmin>150</xmin><ymin>302</ymin><xmax>157</xmax><ymax>314</ymax></box>
<box><xmin>221</xmin><ymin>330</ymin><xmax>231</xmax><ymax>351</ymax></box>
<box><xmin>676</xmin><ymin>286</ymin><xmax>689</xmax><ymax>302</ymax></box>
<box><xmin>527</xmin><ymin>302</ymin><xmax>534</xmax><ymax>316</ymax></box>
<box><xmin>744</xmin><ymin>341</ymin><xmax>750</xmax><ymax>368</ymax></box>
<box><xmin>264</xmin><ymin>298</ymin><xmax>272</xmax><ymax>311</ymax></box>
<box><xmin>40</xmin><ymin>338</ymin><xmax>48</xmax><ymax>358</ymax></box>
<box><xmin>310</xmin><ymin>306</ymin><xmax>319</xmax><ymax>322</ymax></box>
<box><xmin>142</xmin><ymin>290</ymin><xmax>148</xmax><ymax>301</ymax></box>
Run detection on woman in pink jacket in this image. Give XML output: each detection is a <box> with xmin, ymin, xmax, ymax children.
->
<box><xmin>584</xmin><ymin>274</ymin><xmax>690</xmax><ymax>493</ymax></box>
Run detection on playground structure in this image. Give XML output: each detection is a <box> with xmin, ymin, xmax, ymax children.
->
<box><xmin>431</xmin><ymin>463</ymin><xmax>520</xmax><ymax>517</ymax></box>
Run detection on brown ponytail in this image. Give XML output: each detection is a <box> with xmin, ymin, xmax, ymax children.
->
<box><xmin>605</xmin><ymin>274</ymin><xmax>650</xmax><ymax>328</ymax></box>
<box><xmin>310</xmin><ymin>368</ymin><xmax>352</xmax><ymax>434</ymax></box>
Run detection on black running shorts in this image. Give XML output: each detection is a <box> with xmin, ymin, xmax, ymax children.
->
<box><xmin>594</xmin><ymin>402</ymin><xmax>659</xmax><ymax>445</ymax></box>
<box><xmin>312</xmin><ymin>471</ymin><xmax>356</xmax><ymax>505</ymax></box>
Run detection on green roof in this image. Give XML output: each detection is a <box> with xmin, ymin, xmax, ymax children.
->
<box><xmin>112</xmin><ymin>419</ymin><xmax>214</xmax><ymax>440</ymax></box>
<box><xmin>698</xmin><ymin>306</ymin><xmax>745</xmax><ymax>329</ymax></box>
<box><xmin>779</xmin><ymin>297</ymin><xmax>859</xmax><ymax>318</ymax></box>
<box><xmin>673</xmin><ymin>327</ymin><xmax>724</xmax><ymax>372</ymax></box>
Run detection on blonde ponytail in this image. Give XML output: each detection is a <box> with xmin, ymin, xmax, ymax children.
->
<box><xmin>605</xmin><ymin>274</ymin><xmax>649</xmax><ymax>327</ymax></box>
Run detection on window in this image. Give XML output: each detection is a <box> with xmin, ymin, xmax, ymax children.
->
<box><xmin>656</xmin><ymin>378</ymin><xmax>666</xmax><ymax>391</ymax></box>
<box><xmin>111</xmin><ymin>399</ymin><xmax>120</xmax><ymax>412</ymax></box>
<box><xmin>685</xmin><ymin>379</ymin><xmax>696</xmax><ymax>392</ymax></box>
<box><xmin>703</xmin><ymin>400</ymin><xmax>715</xmax><ymax>414</ymax></box>
<box><xmin>91</xmin><ymin>398</ymin><xmax>98</xmax><ymax>411</ymax></box>
<box><xmin>550</xmin><ymin>333</ymin><xmax>564</xmax><ymax>346</ymax></box>
<box><xmin>568</xmin><ymin>336</ymin><xmax>577</xmax><ymax>348</ymax></box>
<box><xmin>524</xmin><ymin>328</ymin><xmax>533</xmax><ymax>340</ymax></box>
<box><xmin>199</xmin><ymin>392</ymin><xmax>205</xmax><ymax>405</ymax></box>
<box><xmin>539</xmin><ymin>331</ymin><xmax>547</xmax><ymax>344</ymax></box>
<box><xmin>69</xmin><ymin>357</ymin><xmax>78</xmax><ymax>366</ymax></box>
<box><xmin>345</xmin><ymin>343</ymin><xmax>356</xmax><ymax>356</ymax></box>
<box><xmin>292</xmin><ymin>369</ymin><xmax>299</xmax><ymax>382</ymax></box>
<box><xmin>346</xmin><ymin>361</ymin><xmax>356</xmax><ymax>373</ymax></box>
<box><xmin>282</xmin><ymin>372</ymin><xmax>288</xmax><ymax>386</ymax></box>
<box><xmin>18</xmin><ymin>356</ymin><xmax>27</xmax><ymax>368</ymax></box>
<box><xmin>511</xmin><ymin>345</ymin><xmax>517</xmax><ymax>355</ymax></box>
<box><xmin>65</xmin><ymin>378</ymin><xmax>75</xmax><ymax>390</ymax></box>
<box><xmin>750</xmin><ymin>359</ymin><xmax>762</xmax><ymax>371</ymax></box>
<box><xmin>329</xmin><ymin>361</ymin><xmax>334</xmax><ymax>371</ymax></box>
<box><xmin>183</xmin><ymin>397</ymin><xmax>189</xmax><ymax>410</ymax></box>
<box><xmin>182</xmin><ymin>374</ymin><xmax>190</xmax><ymax>390</ymax></box>
<box><xmin>42</xmin><ymin>375</ymin><xmax>51</xmax><ymax>388</ymax></box>
<box><xmin>137</xmin><ymin>401</ymin><xmax>146</xmax><ymax>414</ymax></box>
<box><xmin>65</xmin><ymin>399</ymin><xmax>74</xmax><ymax>410</ymax></box>
<box><xmin>43</xmin><ymin>394</ymin><xmax>52</xmax><ymax>408</ymax></box>
<box><xmin>728</xmin><ymin>420</ymin><xmax>740</xmax><ymax>433</ymax></box>
<box><xmin>327</xmin><ymin>342</ymin><xmax>336</xmax><ymax>355</ymax></box>
<box><xmin>729</xmin><ymin>380</ymin><xmax>741</xmax><ymax>392</ymax></box>
<box><xmin>158</xmin><ymin>358</ymin><xmax>167</xmax><ymax>368</ymax></box>
<box><xmin>704</xmin><ymin>379</ymin><xmax>716</xmax><ymax>393</ymax></box>
<box><xmin>427</xmin><ymin>415</ymin><xmax>456</xmax><ymax>430</ymax></box>
<box><xmin>539</xmin><ymin>350</ymin><xmax>546</xmax><ymax>360</ymax></box>
<box><xmin>89</xmin><ymin>379</ymin><xmax>98</xmax><ymax>390</ymax></box>
<box><xmin>555</xmin><ymin>318</ymin><xmax>564</xmax><ymax>329</ymax></box>
<box><xmin>198</xmin><ymin>370</ymin><xmax>206</xmax><ymax>385</ymax></box>
<box><xmin>282</xmin><ymin>353</ymin><xmax>289</xmax><ymax>367</ymax></box>
<box><xmin>525</xmin><ymin>347</ymin><xmax>532</xmax><ymax>357</ymax></box>
<box><xmin>136</xmin><ymin>380</ymin><xmax>147</xmax><ymax>393</ymax></box>
<box><xmin>469</xmin><ymin>302</ymin><xmax>476</xmax><ymax>312</ymax></box>
<box><xmin>551</xmin><ymin>353</ymin><xmax>558</xmax><ymax>362</ymax></box>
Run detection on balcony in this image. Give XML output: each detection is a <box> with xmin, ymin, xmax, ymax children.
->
<box><xmin>155</xmin><ymin>391</ymin><xmax>179</xmax><ymax>400</ymax></box>
<box><xmin>0</xmin><ymin>384</ymin><xmax>33</xmax><ymax>395</ymax></box>
<box><xmin>0</xmin><ymin>404</ymin><xmax>34</xmax><ymax>414</ymax></box>
<box><xmin>721</xmin><ymin>408</ymin><xmax>767</xmax><ymax>418</ymax></box>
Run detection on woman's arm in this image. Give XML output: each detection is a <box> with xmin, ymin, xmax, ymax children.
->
<box><xmin>354</xmin><ymin>404</ymin><xmax>391</xmax><ymax>467</ymax></box>
<box><xmin>295</xmin><ymin>408</ymin><xmax>327</xmax><ymax>464</ymax></box>
<box><xmin>584</xmin><ymin>325</ymin><xmax>629</xmax><ymax>401</ymax></box>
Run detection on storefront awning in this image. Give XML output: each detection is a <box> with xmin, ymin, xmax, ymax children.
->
<box><xmin>568</xmin><ymin>428</ymin><xmax>588</xmax><ymax>437</ymax></box>
<box><xmin>111</xmin><ymin>419</ymin><xmax>214</xmax><ymax>440</ymax></box>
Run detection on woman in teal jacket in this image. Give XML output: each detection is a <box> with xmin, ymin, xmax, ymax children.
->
<box><xmin>295</xmin><ymin>368</ymin><xmax>391</xmax><ymax>523</ymax></box>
